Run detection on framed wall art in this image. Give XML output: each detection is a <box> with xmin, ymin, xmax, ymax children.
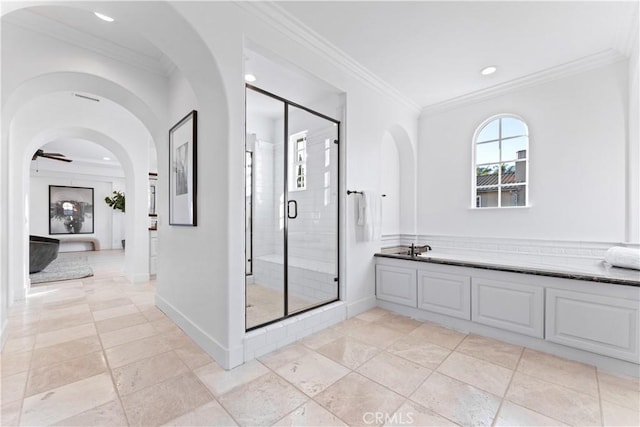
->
<box><xmin>49</xmin><ymin>185</ymin><xmax>94</xmax><ymax>234</ymax></box>
<box><xmin>149</xmin><ymin>172</ymin><xmax>158</xmax><ymax>216</ymax></box>
<box><xmin>169</xmin><ymin>110</ymin><xmax>197</xmax><ymax>225</ymax></box>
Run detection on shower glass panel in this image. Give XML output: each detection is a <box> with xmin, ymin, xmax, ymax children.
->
<box><xmin>286</xmin><ymin>106</ymin><xmax>338</xmax><ymax>314</ymax></box>
<box><xmin>245</xmin><ymin>89</ymin><xmax>285</xmax><ymax>329</ymax></box>
<box><xmin>245</xmin><ymin>150</ymin><xmax>253</xmax><ymax>275</ymax></box>
<box><xmin>245</xmin><ymin>85</ymin><xmax>340</xmax><ymax>331</ymax></box>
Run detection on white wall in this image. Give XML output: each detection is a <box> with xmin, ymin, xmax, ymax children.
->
<box><xmin>418</xmin><ymin>61</ymin><xmax>628</xmax><ymax>242</ymax></box>
<box><xmin>29</xmin><ymin>171</ymin><xmax>126</xmax><ymax>250</ymax></box>
<box><xmin>381</xmin><ymin>132</ymin><xmax>400</xmax><ymax>235</ymax></box>
<box><xmin>1</xmin><ymin>7</ymin><xmax>172</xmax><ymax>323</ymax></box>
<box><xmin>172</xmin><ymin>1</ymin><xmax>418</xmax><ymax>366</ymax></box>
<box><xmin>1</xmin><ymin>2</ymin><xmax>419</xmax><ymax>368</ymax></box>
<box><xmin>8</xmin><ymin>89</ymin><xmax>152</xmax><ymax>286</ymax></box>
<box><xmin>627</xmin><ymin>19</ymin><xmax>639</xmax><ymax>244</ymax></box>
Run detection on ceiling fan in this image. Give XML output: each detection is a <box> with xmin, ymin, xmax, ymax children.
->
<box><xmin>32</xmin><ymin>149</ymin><xmax>72</xmax><ymax>163</ymax></box>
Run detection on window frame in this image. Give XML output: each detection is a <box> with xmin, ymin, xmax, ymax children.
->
<box><xmin>472</xmin><ymin>114</ymin><xmax>529</xmax><ymax>209</ymax></box>
<box><xmin>289</xmin><ymin>131</ymin><xmax>307</xmax><ymax>192</ymax></box>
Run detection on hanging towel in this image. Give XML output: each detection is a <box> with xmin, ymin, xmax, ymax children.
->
<box><xmin>356</xmin><ymin>191</ymin><xmax>381</xmax><ymax>241</ymax></box>
<box><xmin>604</xmin><ymin>246</ymin><xmax>640</xmax><ymax>270</ymax></box>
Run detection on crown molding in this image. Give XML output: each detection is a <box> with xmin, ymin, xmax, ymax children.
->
<box><xmin>4</xmin><ymin>9</ymin><xmax>173</xmax><ymax>78</ymax></box>
<box><xmin>420</xmin><ymin>49</ymin><xmax>627</xmax><ymax>117</ymax></box>
<box><xmin>236</xmin><ymin>1</ymin><xmax>421</xmax><ymax>114</ymax></box>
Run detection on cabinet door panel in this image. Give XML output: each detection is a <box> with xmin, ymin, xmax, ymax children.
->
<box><xmin>417</xmin><ymin>270</ymin><xmax>470</xmax><ymax>319</ymax></box>
<box><xmin>472</xmin><ymin>278</ymin><xmax>544</xmax><ymax>337</ymax></box>
<box><xmin>376</xmin><ymin>265</ymin><xmax>417</xmax><ymax>307</ymax></box>
<box><xmin>546</xmin><ymin>288</ymin><xmax>639</xmax><ymax>362</ymax></box>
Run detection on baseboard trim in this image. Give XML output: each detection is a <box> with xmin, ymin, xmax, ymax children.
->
<box><xmin>0</xmin><ymin>318</ymin><xmax>8</xmax><ymax>351</ymax></box>
<box><xmin>377</xmin><ymin>299</ymin><xmax>640</xmax><ymax>378</ymax></box>
<box><xmin>155</xmin><ymin>294</ymin><xmax>231</xmax><ymax>369</ymax></box>
<box><xmin>131</xmin><ymin>273</ymin><xmax>150</xmax><ymax>284</ymax></box>
<box><xmin>346</xmin><ymin>295</ymin><xmax>377</xmax><ymax>318</ymax></box>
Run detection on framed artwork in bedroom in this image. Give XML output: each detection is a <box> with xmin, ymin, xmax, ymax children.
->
<box><xmin>49</xmin><ymin>185</ymin><xmax>94</xmax><ymax>234</ymax></box>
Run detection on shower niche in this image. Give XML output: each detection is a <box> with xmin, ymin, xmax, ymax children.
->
<box><xmin>245</xmin><ymin>85</ymin><xmax>340</xmax><ymax>330</ymax></box>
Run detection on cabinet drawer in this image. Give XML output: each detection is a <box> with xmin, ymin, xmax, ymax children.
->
<box><xmin>417</xmin><ymin>270</ymin><xmax>470</xmax><ymax>320</ymax></box>
<box><xmin>472</xmin><ymin>278</ymin><xmax>544</xmax><ymax>338</ymax></box>
<box><xmin>375</xmin><ymin>265</ymin><xmax>417</xmax><ymax>307</ymax></box>
<box><xmin>546</xmin><ymin>288</ymin><xmax>639</xmax><ymax>362</ymax></box>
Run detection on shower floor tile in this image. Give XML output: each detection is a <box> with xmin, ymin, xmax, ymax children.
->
<box><xmin>245</xmin><ymin>282</ymin><xmax>315</xmax><ymax>329</ymax></box>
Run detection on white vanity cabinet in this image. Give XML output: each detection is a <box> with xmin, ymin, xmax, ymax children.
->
<box><xmin>546</xmin><ymin>288</ymin><xmax>639</xmax><ymax>363</ymax></box>
<box><xmin>472</xmin><ymin>277</ymin><xmax>544</xmax><ymax>338</ymax></box>
<box><xmin>418</xmin><ymin>268</ymin><xmax>471</xmax><ymax>320</ymax></box>
<box><xmin>375</xmin><ymin>264</ymin><xmax>417</xmax><ymax>307</ymax></box>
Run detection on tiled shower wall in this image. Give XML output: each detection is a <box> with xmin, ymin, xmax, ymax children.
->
<box><xmin>252</xmin><ymin>125</ymin><xmax>338</xmax><ymax>303</ymax></box>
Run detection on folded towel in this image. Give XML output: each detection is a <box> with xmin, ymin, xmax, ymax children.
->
<box><xmin>604</xmin><ymin>246</ymin><xmax>640</xmax><ymax>270</ymax></box>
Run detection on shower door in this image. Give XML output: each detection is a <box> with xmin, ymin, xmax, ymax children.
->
<box><xmin>245</xmin><ymin>85</ymin><xmax>339</xmax><ymax>330</ymax></box>
<box><xmin>285</xmin><ymin>105</ymin><xmax>339</xmax><ymax>314</ymax></box>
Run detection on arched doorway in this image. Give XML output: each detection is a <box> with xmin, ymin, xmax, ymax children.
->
<box><xmin>8</xmin><ymin>90</ymin><xmax>150</xmax><ymax>300</ymax></box>
<box><xmin>1</xmin><ymin>1</ymin><xmax>232</xmax><ymax>367</ymax></box>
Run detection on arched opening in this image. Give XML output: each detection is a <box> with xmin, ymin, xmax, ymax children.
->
<box><xmin>31</xmin><ymin>139</ymin><xmax>126</xmax><ymax>252</ymax></box>
<box><xmin>381</xmin><ymin>132</ymin><xmax>400</xmax><ymax>236</ymax></box>
<box><xmin>1</xmin><ymin>2</ymin><xmax>234</xmax><ymax>367</ymax></box>
<box><xmin>6</xmin><ymin>88</ymin><xmax>151</xmax><ymax>301</ymax></box>
<box><xmin>382</xmin><ymin>124</ymin><xmax>417</xmax><ymax>237</ymax></box>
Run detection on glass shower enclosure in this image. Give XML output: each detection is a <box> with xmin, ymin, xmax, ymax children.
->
<box><xmin>245</xmin><ymin>85</ymin><xmax>339</xmax><ymax>330</ymax></box>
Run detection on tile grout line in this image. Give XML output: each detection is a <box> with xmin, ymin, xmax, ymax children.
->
<box><xmin>502</xmin><ymin>348</ymin><xmax>579</xmax><ymax>426</ymax></box>
<box><xmin>395</xmin><ymin>325</ymin><xmax>463</xmax><ymax>427</ymax></box>
<box><xmin>12</xmin><ymin>303</ymin><xmax>40</xmax><ymax>427</ymax></box>
<box><xmin>264</xmin><ymin>317</ymin><xmax>405</xmax><ymax>426</ymax></box>
<box><xmin>15</xmin><ymin>279</ymin><xmax>91</xmax><ymax>425</ymax></box>
<box><xmin>490</xmin><ymin>343</ymin><xmax>525</xmax><ymax>427</ymax></box>
<box><xmin>259</xmin><ymin>346</ymin><xmax>350</xmax><ymax>425</ymax></box>
<box><xmin>89</xmin><ymin>279</ymin><xmax>135</xmax><ymax>427</ymax></box>
<box><xmin>596</xmin><ymin>369</ymin><xmax>605</xmax><ymax>426</ymax></box>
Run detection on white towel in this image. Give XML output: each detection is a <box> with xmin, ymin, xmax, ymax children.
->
<box><xmin>604</xmin><ymin>246</ymin><xmax>640</xmax><ymax>270</ymax></box>
<box><xmin>356</xmin><ymin>191</ymin><xmax>381</xmax><ymax>241</ymax></box>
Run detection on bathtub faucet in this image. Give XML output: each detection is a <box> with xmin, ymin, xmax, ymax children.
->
<box><xmin>410</xmin><ymin>244</ymin><xmax>432</xmax><ymax>257</ymax></box>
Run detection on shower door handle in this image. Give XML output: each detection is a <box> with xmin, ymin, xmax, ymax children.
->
<box><xmin>287</xmin><ymin>200</ymin><xmax>298</xmax><ymax>219</ymax></box>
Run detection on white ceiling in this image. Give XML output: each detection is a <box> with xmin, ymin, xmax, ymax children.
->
<box><xmin>7</xmin><ymin>1</ymin><xmax>636</xmax><ymax>110</ymax></box>
<box><xmin>4</xmin><ymin>5</ymin><xmax>173</xmax><ymax>76</ymax></box>
<box><xmin>5</xmin><ymin>1</ymin><xmax>638</xmax><ymax>127</ymax></box>
<box><xmin>37</xmin><ymin>139</ymin><xmax>120</xmax><ymax>167</ymax></box>
<box><xmin>279</xmin><ymin>1</ymin><xmax>638</xmax><ymax>107</ymax></box>
<box><xmin>245</xmin><ymin>46</ymin><xmax>343</xmax><ymax>119</ymax></box>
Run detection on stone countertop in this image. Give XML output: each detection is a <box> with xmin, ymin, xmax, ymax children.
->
<box><xmin>375</xmin><ymin>248</ymin><xmax>640</xmax><ymax>287</ymax></box>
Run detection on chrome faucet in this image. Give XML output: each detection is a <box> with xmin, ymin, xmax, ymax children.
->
<box><xmin>410</xmin><ymin>244</ymin><xmax>432</xmax><ymax>257</ymax></box>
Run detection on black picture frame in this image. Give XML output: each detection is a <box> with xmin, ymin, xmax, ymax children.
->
<box><xmin>149</xmin><ymin>172</ymin><xmax>158</xmax><ymax>216</ymax></box>
<box><xmin>49</xmin><ymin>185</ymin><xmax>94</xmax><ymax>235</ymax></box>
<box><xmin>169</xmin><ymin>110</ymin><xmax>197</xmax><ymax>226</ymax></box>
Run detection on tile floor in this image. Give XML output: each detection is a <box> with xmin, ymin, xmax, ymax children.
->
<box><xmin>1</xmin><ymin>250</ymin><xmax>639</xmax><ymax>426</ymax></box>
<box><xmin>245</xmin><ymin>283</ymin><xmax>314</xmax><ymax>329</ymax></box>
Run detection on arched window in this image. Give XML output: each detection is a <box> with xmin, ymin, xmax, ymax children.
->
<box><xmin>474</xmin><ymin>115</ymin><xmax>528</xmax><ymax>208</ymax></box>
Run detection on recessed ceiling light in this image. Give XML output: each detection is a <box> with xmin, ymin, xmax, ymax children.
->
<box><xmin>481</xmin><ymin>66</ymin><xmax>497</xmax><ymax>76</ymax></box>
<box><xmin>103</xmin><ymin>157</ymin><xmax>111</xmax><ymax>161</ymax></box>
<box><xmin>94</xmin><ymin>12</ymin><xmax>114</xmax><ymax>22</ymax></box>
<box><xmin>244</xmin><ymin>74</ymin><xmax>256</xmax><ymax>83</ymax></box>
